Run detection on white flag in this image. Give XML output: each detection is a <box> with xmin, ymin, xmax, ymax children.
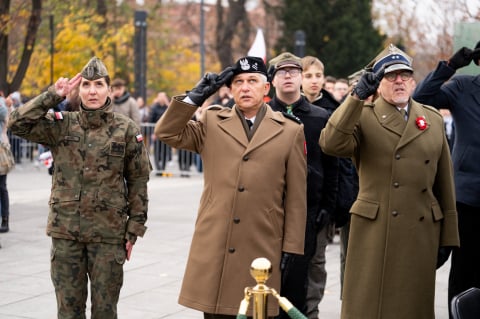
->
<box><xmin>248</xmin><ymin>28</ymin><xmax>266</xmax><ymax>63</ymax></box>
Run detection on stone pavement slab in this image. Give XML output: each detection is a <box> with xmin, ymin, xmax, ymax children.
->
<box><xmin>0</xmin><ymin>163</ymin><xmax>451</xmax><ymax>318</ymax></box>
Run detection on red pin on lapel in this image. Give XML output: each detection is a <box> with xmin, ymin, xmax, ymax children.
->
<box><xmin>415</xmin><ymin>116</ymin><xmax>427</xmax><ymax>130</ymax></box>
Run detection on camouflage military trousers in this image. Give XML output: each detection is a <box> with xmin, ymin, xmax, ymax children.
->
<box><xmin>50</xmin><ymin>238</ymin><xmax>126</xmax><ymax>319</ymax></box>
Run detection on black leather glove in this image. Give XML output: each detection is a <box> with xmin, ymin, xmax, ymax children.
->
<box><xmin>473</xmin><ymin>48</ymin><xmax>480</xmax><ymax>66</ymax></box>
<box><xmin>436</xmin><ymin>246</ymin><xmax>453</xmax><ymax>269</ymax></box>
<box><xmin>315</xmin><ymin>208</ymin><xmax>331</xmax><ymax>232</ymax></box>
<box><xmin>352</xmin><ymin>67</ymin><xmax>384</xmax><ymax>100</ymax></box>
<box><xmin>448</xmin><ymin>47</ymin><xmax>473</xmax><ymax>70</ymax></box>
<box><xmin>186</xmin><ymin>66</ymin><xmax>234</xmax><ymax>106</ymax></box>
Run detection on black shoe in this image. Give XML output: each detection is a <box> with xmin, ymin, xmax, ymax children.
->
<box><xmin>0</xmin><ymin>217</ymin><xmax>9</xmax><ymax>233</ymax></box>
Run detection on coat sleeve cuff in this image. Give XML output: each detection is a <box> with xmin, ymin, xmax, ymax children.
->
<box><xmin>126</xmin><ymin>220</ymin><xmax>147</xmax><ymax>240</ymax></box>
<box><xmin>440</xmin><ymin>210</ymin><xmax>460</xmax><ymax>247</ymax></box>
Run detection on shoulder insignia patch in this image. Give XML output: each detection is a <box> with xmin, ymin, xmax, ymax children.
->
<box><xmin>54</xmin><ymin>112</ymin><xmax>64</xmax><ymax>120</ymax></box>
<box><xmin>135</xmin><ymin>134</ymin><xmax>144</xmax><ymax>143</ymax></box>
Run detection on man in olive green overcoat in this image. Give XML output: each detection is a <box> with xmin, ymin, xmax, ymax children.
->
<box><xmin>320</xmin><ymin>44</ymin><xmax>459</xmax><ymax>319</ymax></box>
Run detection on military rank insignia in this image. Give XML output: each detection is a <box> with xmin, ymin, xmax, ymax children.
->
<box><xmin>135</xmin><ymin>134</ymin><xmax>144</xmax><ymax>142</ymax></box>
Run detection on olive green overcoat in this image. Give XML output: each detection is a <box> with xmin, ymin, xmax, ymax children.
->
<box><xmin>155</xmin><ymin>96</ymin><xmax>307</xmax><ymax>316</ymax></box>
<box><xmin>320</xmin><ymin>95</ymin><xmax>459</xmax><ymax>319</ymax></box>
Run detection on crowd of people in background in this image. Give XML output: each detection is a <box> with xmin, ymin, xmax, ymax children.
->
<box><xmin>1</xmin><ymin>40</ymin><xmax>480</xmax><ymax>319</ymax></box>
<box><xmin>1</xmin><ymin>61</ymin><xmax>359</xmax><ymax>180</ymax></box>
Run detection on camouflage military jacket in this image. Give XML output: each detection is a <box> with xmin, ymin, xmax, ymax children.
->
<box><xmin>8</xmin><ymin>87</ymin><xmax>151</xmax><ymax>244</ymax></box>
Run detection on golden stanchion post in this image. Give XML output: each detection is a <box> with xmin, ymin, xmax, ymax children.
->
<box><xmin>250</xmin><ymin>257</ymin><xmax>272</xmax><ymax>318</ymax></box>
<box><xmin>236</xmin><ymin>258</ymin><xmax>307</xmax><ymax>319</ymax></box>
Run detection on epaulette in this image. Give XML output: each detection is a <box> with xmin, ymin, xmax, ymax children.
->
<box><xmin>421</xmin><ymin>103</ymin><xmax>443</xmax><ymax>119</ymax></box>
<box><xmin>206</xmin><ymin>105</ymin><xmax>222</xmax><ymax>111</ymax></box>
<box><xmin>363</xmin><ymin>101</ymin><xmax>374</xmax><ymax>108</ymax></box>
<box><xmin>421</xmin><ymin>103</ymin><xmax>440</xmax><ymax>113</ymax></box>
<box><xmin>283</xmin><ymin>112</ymin><xmax>302</xmax><ymax>124</ymax></box>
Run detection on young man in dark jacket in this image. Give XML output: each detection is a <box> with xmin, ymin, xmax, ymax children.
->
<box><xmin>268</xmin><ymin>52</ymin><xmax>338</xmax><ymax>318</ymax></box>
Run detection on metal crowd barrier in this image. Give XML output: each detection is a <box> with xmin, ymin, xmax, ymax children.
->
<box><xmin>7</xmin><ymin>123</ymin><xmax>202</xmax><ymax>177</ymax></box>
<box><xmin>141</xmin><ymin>123</ymin><xmax>201</xmax><ymax>177</ymax></box>
<box><xmin>7</xmin><ymin>131</ymin><xmax>36</xmax><ymax>164</ymax></box>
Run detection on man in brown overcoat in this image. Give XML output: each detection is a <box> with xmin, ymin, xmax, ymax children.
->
<box><xmin>320</xmin><ymin>44</ymin><xmax>459</xmax><ymax>319</ymax></box>
<box><xmin>154</xmin><ymin>56</ymin><xmax>307</xmax><ymax>318</ymax></box>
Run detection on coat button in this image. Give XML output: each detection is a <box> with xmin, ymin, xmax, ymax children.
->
<box><xmin>425</xmin><ymin>160</ymin><xmax>430</xmax><ymax>164</ymax></box>
<box><xmin>422</xmin><ymin>188</ymin><xmax>427</xmax><ymax>193</ymax></box>
<box><xmin>233</xmin><ymin>218</ymin><xmax>240</xmax><ymax>224</ymax></box>
<box><xmin>393</xmin><ymin>182</ymin><xmax>399</xmax><ymax>188</ymax></box>
<box><xmin>419</xmin><ymin>216</ymin><xmax>425</xmax><ymax>221</ymax></box>
<box><xmin>392</xmin><ymin>211</ymin><xmax>399</xmax><ymax>217</ymax></box>
<box><xmin>228</xmin><ymin>248</ymin><xmax>235</xmax><ymax>253</ymax></box>
<box><xmin>238</xmin><ymin>186</ymin><xmax>245</xmax><ymax>192</ymax></box>
<box><xmin>395</xmin><ymin>154</ymin><xmax>401</xmax><ymax>160</ymax></box>
<box><xmin>243</xmin><ymin>155</ymin><xmax>249</xmax><ymax>161</ymax></box>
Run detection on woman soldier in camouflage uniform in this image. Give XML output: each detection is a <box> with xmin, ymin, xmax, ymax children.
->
<box><xmin>8</xmin><ymin>57</ymin><xmax>151</xmax><ymax>319</ymax></box>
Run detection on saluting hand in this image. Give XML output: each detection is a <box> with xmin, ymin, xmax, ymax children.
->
<box><xmin>473</xmin><ymin>48</ymin><xmax>480</xmax><ymax>66</ymax></box>
<box><xmin>54</xmin><ymin>73</ymin><xmax>82</xmax><ymax>97</ymax></box>
<box><xmin>448</xmin><ymin>47</ymin><xmax>474</xmax><ymax>70</ymax></box>
<box><xmin>187</xmin><ymin>66</ymin><xmax>235</xmax><ymax>106</ymax></box>
<box><xmin>352</xmin><ymin>67</ymin><xmax>384</xmax><ymax>100</ymax></box>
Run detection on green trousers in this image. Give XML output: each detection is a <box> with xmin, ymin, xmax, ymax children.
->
<box><xmin>50</xmin><ymin>238</ymin><xmax>126</xmax><ymax>319</ymax></box>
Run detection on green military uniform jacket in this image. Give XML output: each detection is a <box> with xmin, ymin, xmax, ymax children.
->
<box><xmin>320</xmin><ymin>95</ymin><xmax>459</xmax><ymax>319</ymax></box>
<box><xmin>9</xmin><ymin>87</ymin><xmax>151</xmax><ymax>244</ymax></box>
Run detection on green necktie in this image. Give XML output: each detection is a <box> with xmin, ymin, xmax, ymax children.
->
<box><xmin>286</xmin><ymin>105</ymin><xmax>293</xmax><ymax>115</ymax></box>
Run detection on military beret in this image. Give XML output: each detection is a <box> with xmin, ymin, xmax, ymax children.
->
<box><xmin>226</xmin><ymin>56</ymin><xmax>268</xmax><ymax>87</ymax></box>
<box><xmin>81</xmin><ymin>57</ymin><xmax>109</xmax><ymax>80</ymax></box>
<box><xmin>232</xmin><ymin>56</ymin><xmax>268</xmax><ymax>77</ymax></box>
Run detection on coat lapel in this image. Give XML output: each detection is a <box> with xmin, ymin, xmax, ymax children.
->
<box><xmin>374</xmin><ymin>97</ymin><xmax>406</xmax><ymax>136</ymax></box>
<box><xmin>373</xmin><ymin>97</ymin><xmax>429</xmax><ymax>148</ymax></box>
<box><xmin>216</xmin><ymin>105</ymin><xmax>285</xmax><ymax>153</ymax></box>
<box><xmin>246</xmin><ymin>107</ymin><xmax>284</xmax><ymax>154</ymax></box>
<box><xmin>217</xmin><ymin>107</ymin><xmax>249</xmax><ymax>148</ymax></box>
<box><xmin>397</xmin><ymin>100</ymin><xmax>429</xmax><ymax>149</ymax></box>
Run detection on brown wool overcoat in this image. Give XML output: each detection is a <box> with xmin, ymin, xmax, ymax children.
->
<box><xmin>154</xmin><ymin>96</ymin><xmax>307</xmax><ymax>316</ymax></box>
<box><xmin>320</xmin><ymin>95</ymin><xmax>459</xmax><ymax>319</ymax></box>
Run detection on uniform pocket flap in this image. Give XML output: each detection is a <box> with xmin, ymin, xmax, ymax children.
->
<box><xmin>350</xmin><ymin>198</ymin><xmax>379</xmax><ymax>220</ymax></box>
<box><xmin>97</xmin><ymin>190</ymin><xmax>126</xmax><ymax>209</ymax></box>
<box><xmin>49</xmin><ymin>189</ymin><xmax>81</xmax><ymax>204</ymax></box>
<box><xmin>432</xmin><ymin>202</ymin><xmax>444</xmax><ymax>221</ymax></box>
